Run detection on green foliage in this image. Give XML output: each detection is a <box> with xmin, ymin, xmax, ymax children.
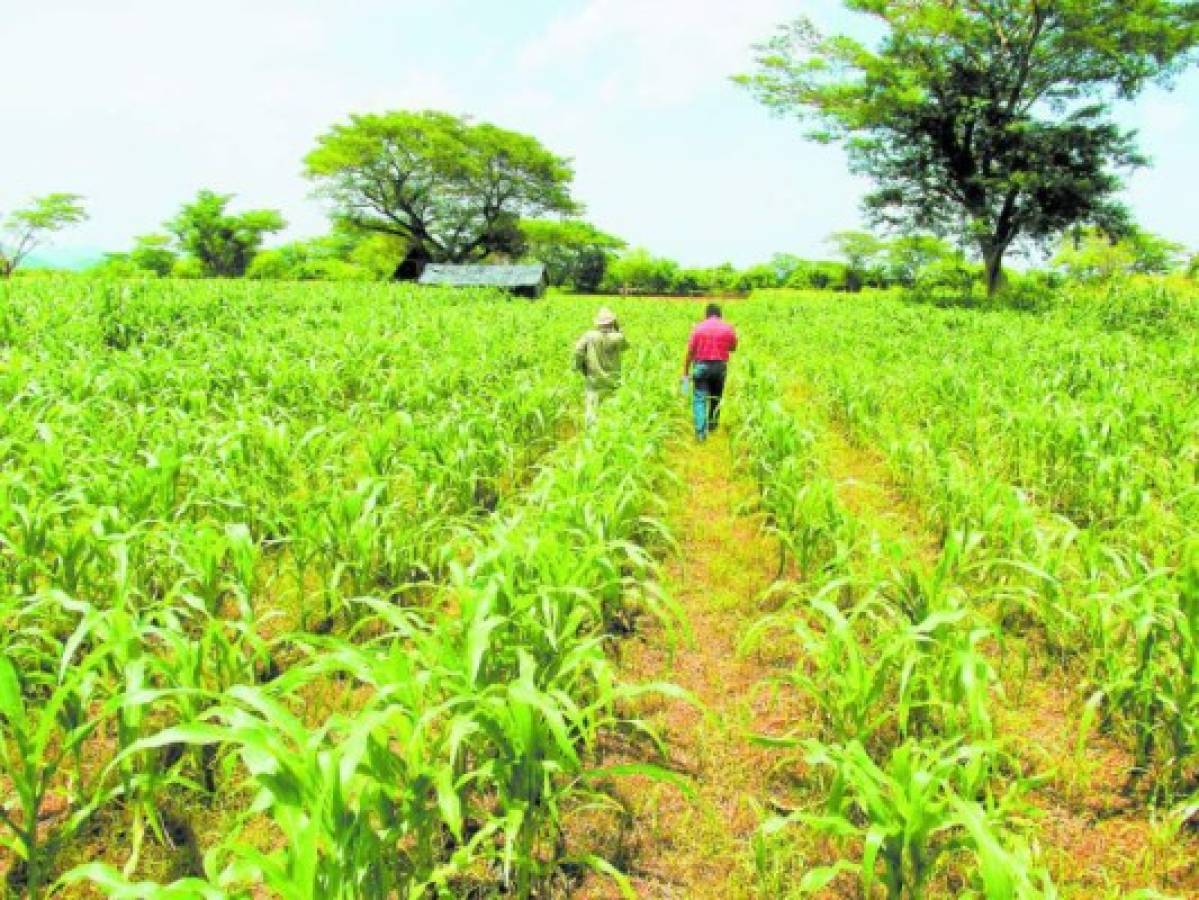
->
<box><xmin>826</xmin><ymin>230</ymin><xmax>886</xmax><ymax>291</ymax></box>
<box><xmin>166</xmin><ymin>190</ymin><xmax>285</xmax><ymax>278</ymax></box>
<box><xmin>0</xmin><ymin>281</ymin><xmax>699</xmax><ymax>896</ymax></box>
<box><xmin>730</xmin><ymin>287</ymin><xmax>1199</xmax><ymax>892</ymax></box>
<box><xmin>1083</xmin><ymin>557</ymin><xmax>1199</xmax><ymax>802</ymax></box>
<box><xmin>88</xmin><ymin>253</ymin><xmax>145</xmax><ymax>279</ymax></box>
<box><xmin>248</xmin><ymin>236</ymin><xmax>366</xmax><ymax>281</ymax></box>
<box><xmin>738</xmin><ymin>1</ymin><xmax>1199</xmax><ymax>294</ymax></box>
<box><xmin>1054</xmin><ymin>226</ymin><xmax>1188</xmax><ymax>281</ymax></box>
<box><xmin>785</xmin><ymin>259</ymin><xmax>849</xmax><ymax>291</ymax></box>
<box><xmin>519</xmin><ymin>218</ymin><xmax>625</xmax><ymax>292</ymax></box>
<box><xmin>347</xmin><ymin>232</ymin><xmax>409</xmax><ymax>280</ymax></box>
<box><xmin>760</xmin><ymin>740</ymin><xmax>1050</xmax><ymax>899</ymax></box>
<box><xmin>170</xmin><ymin>256</ymin><xmax>205</xmax><ymax>279</ymax></box>
<box><xmin>1056</xmin><ymin>276</ymin><xmax>1199</xmax><ymax>333</ymax></box>
<box><xmin>129</xmin><ymin>234</ymin><xmax>178</xmax><ymax>277</ymax></box>
<box><xmin>597</xmin><ymin>251</ymin><xmax>786</xmax><ymax>295</ymax></box>
<box><xmin>0</xmin><ymin>621</ymin><xmax>113</xmax><ymax>899</ymax></box>
<box><xmin>906</xmin><ymin>258</ymin><xmax>986</xmax><ymax>307</ymax></box>
<box><xmin>90</xmin><ymin>234</ymin><xmax>180</xmax><ymax>280</ymax></box>
<box><xmin>885</xmin><ymin>235</ymin><xmax>961</xmax><ymax>288</ymax></box>
<box><xmin>304</xmin><ymin>110</ymin><xmax>578</xmax><ymax>265</ymax></box>
<box><xmin>243</xmin><ymin>230</ymin><xmax>410</xmax><ymax>281</ymax></box>
<box><xmin>0</xmin><ymin>193</ymin><xmax>88</xmax><ymax>277</ymax></box>
<box><xmin>601</xmin><ymin>248</ymin><xmax>681</xmax><ymax>294</ymax></box>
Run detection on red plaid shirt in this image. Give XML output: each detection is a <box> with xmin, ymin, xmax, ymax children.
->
<box><xmin>688</xmin><ymin>317</ymin><xmax>738</xmax><ymax>362</ymax></box>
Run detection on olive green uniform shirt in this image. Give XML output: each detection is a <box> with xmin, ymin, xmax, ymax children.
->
<box><xmin>574</xmin><ymin>327</ymin><xmax>629</xmax><ymax>391</ymax></box>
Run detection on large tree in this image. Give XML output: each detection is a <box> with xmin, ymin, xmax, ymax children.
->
<box><xmin>738</xmin><ymin>1</ymin><xmax>1199</xmax><ymax>294</ymax></box>
<box><xmin>303</xmin><ymin>111</ymin><xmax>578</xmax><ymax>273</ymax></box>
<box><xmin>0</xmin><ymin>193</ymin><xmax>88</xmax><ymax>277</ymax></box>
<box><xmin>166</xmin><ymin>190</ymin><xmax>285</xmax><ymax>278</ymax></box>
<box><xmin>520</xmin><ymin>219</ymin><xmax>625</xmax><ymax>292</ymax></box>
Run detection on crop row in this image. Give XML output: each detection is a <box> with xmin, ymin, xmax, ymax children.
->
<box><xmin>759</xmin><ymin>294</ymin><xmax>1197</xmax><ymax>803</ymax></box>
<box><xmin>729</xmin><ymin>293</ymin><xmax>1198</xmax><ymax>895</ymax></box>
<box><xmin>728</xmin><ymin>364</ymin><xmax>1054</xmax><ymax>897</ymax></box>
<box><xmin>0</xmin><ymin>282</ymin><xmax>690</xmax><ymax>896</ymax></box>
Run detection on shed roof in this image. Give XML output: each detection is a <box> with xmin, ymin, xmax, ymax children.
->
<box><xmin>418</xmin><ymin>263</ymin><xmax>547</xmax><ymax>288</ymax></box>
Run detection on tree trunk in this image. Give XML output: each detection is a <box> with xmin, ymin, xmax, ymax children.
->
<box><xmin>393</xmin><ymin>244</ymin><xmax>431</xmax><ymax>281</ymax></box>
<box><xmin>981</xmin><ymin>242</ymin><xmax>1007</xmax><ymax>297</ymax></box>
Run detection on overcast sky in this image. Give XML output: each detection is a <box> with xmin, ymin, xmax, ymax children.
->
<box><xmin>4</xmin><ymin>0</ymin><xmax>1197</xmax><ymax>267</ymax></box>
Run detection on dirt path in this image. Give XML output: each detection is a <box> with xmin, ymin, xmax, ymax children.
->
<box><xmin>581</xmin><ymin>429</ymin><xmax>789</xmax><ymax>899</ymax></box>
<box><xmin>574</xmin><ymin>381</ymin><xmax>1198</xmax><ymax>898</ymax></box>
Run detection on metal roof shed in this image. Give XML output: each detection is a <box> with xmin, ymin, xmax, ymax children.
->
<box><xmin>418</xmin><ymin>263</ymin><xmax>548</xmax><ymax>298</ymax></box>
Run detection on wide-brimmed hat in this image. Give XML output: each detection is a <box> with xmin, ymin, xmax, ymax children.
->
<box><xmin>594</xmin><ymin>307</ymin><xmax>617</xmax><ymax>327</ymax></box>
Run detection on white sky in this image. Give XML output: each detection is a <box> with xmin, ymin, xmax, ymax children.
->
<box><xmin>3</xmin><ymin>0</ymin><xmax>1197</xmax><ymax>266</ymax></box>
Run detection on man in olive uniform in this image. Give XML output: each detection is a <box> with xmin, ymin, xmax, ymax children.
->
<box><xmin>574</xmin><ymin>307</ymin><xmax>629</xmax><ymax>428</ymax></box>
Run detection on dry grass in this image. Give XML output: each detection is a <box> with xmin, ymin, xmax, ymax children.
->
<box><xmin>573</xmin><ymin>428</ymin><xmax>795</xmax><ymax>899</ymax></box>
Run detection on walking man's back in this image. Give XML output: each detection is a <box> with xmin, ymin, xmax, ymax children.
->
<box><xmin>683</xmin><ymin>303</ymin><xmax>738</xmax><ymax>441</ymax></box>
<box><xmin>575</xmin><ymin>307</ymin><xmax>629</xmax><ymax>428</ymax></box>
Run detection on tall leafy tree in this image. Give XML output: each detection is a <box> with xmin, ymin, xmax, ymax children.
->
<box><xmin>520</xmin><ymin>219</ymin><xmax>625</xmax><ymax>292</ymax></box>
<box><xmin>0</xmin><ymin>193</ymin><xmax>88</xmax><ymax>277</ymax></box>
<box><xmin>303</xmin><ymin>111</ymin><xmax>578</xmax><ymax>272</ymax></box>
<box><xmin>166</xmin><ymin>190</ymin><xmax>285</xmax><ymax>277</ymax></box>
<box><xmin>738</xmin><ymin>1</ymin><xmax>1199</xmax><ymax>294</ymax></box>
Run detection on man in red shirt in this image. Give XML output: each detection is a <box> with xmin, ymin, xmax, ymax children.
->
<box><xmin>683</xmin><ymin>303</ymin><xmax>739</xmax><ymax>441</ymax></box>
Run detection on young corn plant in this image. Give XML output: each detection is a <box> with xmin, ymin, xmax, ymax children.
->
<box><xmin>101</xmin><ymin>682</ymin><xmax>478</xmax><ymax>898</ymax></box>
<box><xmin>1088</xmin><ymin>557</ymin><xmax>1199</xmax><ymax>801</ymax></box>
<box><xmin>759</xmin><ymin>738</ymin><xmax>1051</xmax><ymax>899</ymax></box>
<box><xmin>0</xmin><ymin>637</ymin><xmax>115</xmax><ymax>899</ymax></box>
<box><xmin>746</xmin><ymin>588</ymin><xmax>895</xmax><ymax>748</ymax></box>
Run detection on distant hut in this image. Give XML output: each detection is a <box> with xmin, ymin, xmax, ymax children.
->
<box><xmin>418</xmin><ymin>263</ymin><xmax>548</xmax><ymax>299</ymax></box>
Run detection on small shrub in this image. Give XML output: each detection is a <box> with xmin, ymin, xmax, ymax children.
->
<box><xmin>905</xmin><ymin>259</ymin><xmax>984</xmax><ymax>307</ymax></box>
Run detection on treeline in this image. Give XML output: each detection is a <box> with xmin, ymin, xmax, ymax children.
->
<box><xmin>559</xmin><ymin>228</ymin><xmax>1199</xmax><ymax>297</ymax></box>
<box><xmin>4</xmin><ymin>102</ymin><xmax>1196</xmax><ymax>300</ymax></box>
<box><xmin>12</xmin><ymin>190</ymin><xmax>1199</xmax><ymax>304</ymax></box>
<box><xmin>79</xmin><ymin>208</ymin><xmax>1199</xmax><ymax>298</ymax></box>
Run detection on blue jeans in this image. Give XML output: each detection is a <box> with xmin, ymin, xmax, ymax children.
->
<box><xmin>691</xmin><ymin>361</ymin><xmax>727</xmax><ymax>439</ymax></box>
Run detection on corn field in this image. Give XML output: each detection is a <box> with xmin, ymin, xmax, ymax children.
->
<box><xmin>0</xmin><ymin>278</ymin><xmax>1197</xmax><ymax>897</ymax></box>
<box><xmin>732</xmin><ymin>286</ymin><xmax>1199</xmax><ymax>897</ymax></box>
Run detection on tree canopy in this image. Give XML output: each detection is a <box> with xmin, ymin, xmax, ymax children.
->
<box><xmin>166</xmin><ymin>190</ymin><xmax>286</xmax><ymax>278</ymax></box>
<box><xmin>738</xmin><ymin>0</ymin><xmax>1199</xmax><ymax>294</ymax></box>
<box><xmin>304</xmin><ymin>111</ymin><xmax>578</xmax><ymax>270</ymax></box>
<box><xmin>520</xmin><ymin>219</ymin><xmax>625</xmax><ymax>292</ymax></box>
<box><xmin>0</xmin><ymin>193</ymin><xmax>88</xmax><ymax>277</ymax></box>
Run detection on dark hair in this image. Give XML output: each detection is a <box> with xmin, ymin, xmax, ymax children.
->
<box><xmin>705</xmin><ymin>303</ymin><xmax>722</xmax><ymax>318</ymax></box>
